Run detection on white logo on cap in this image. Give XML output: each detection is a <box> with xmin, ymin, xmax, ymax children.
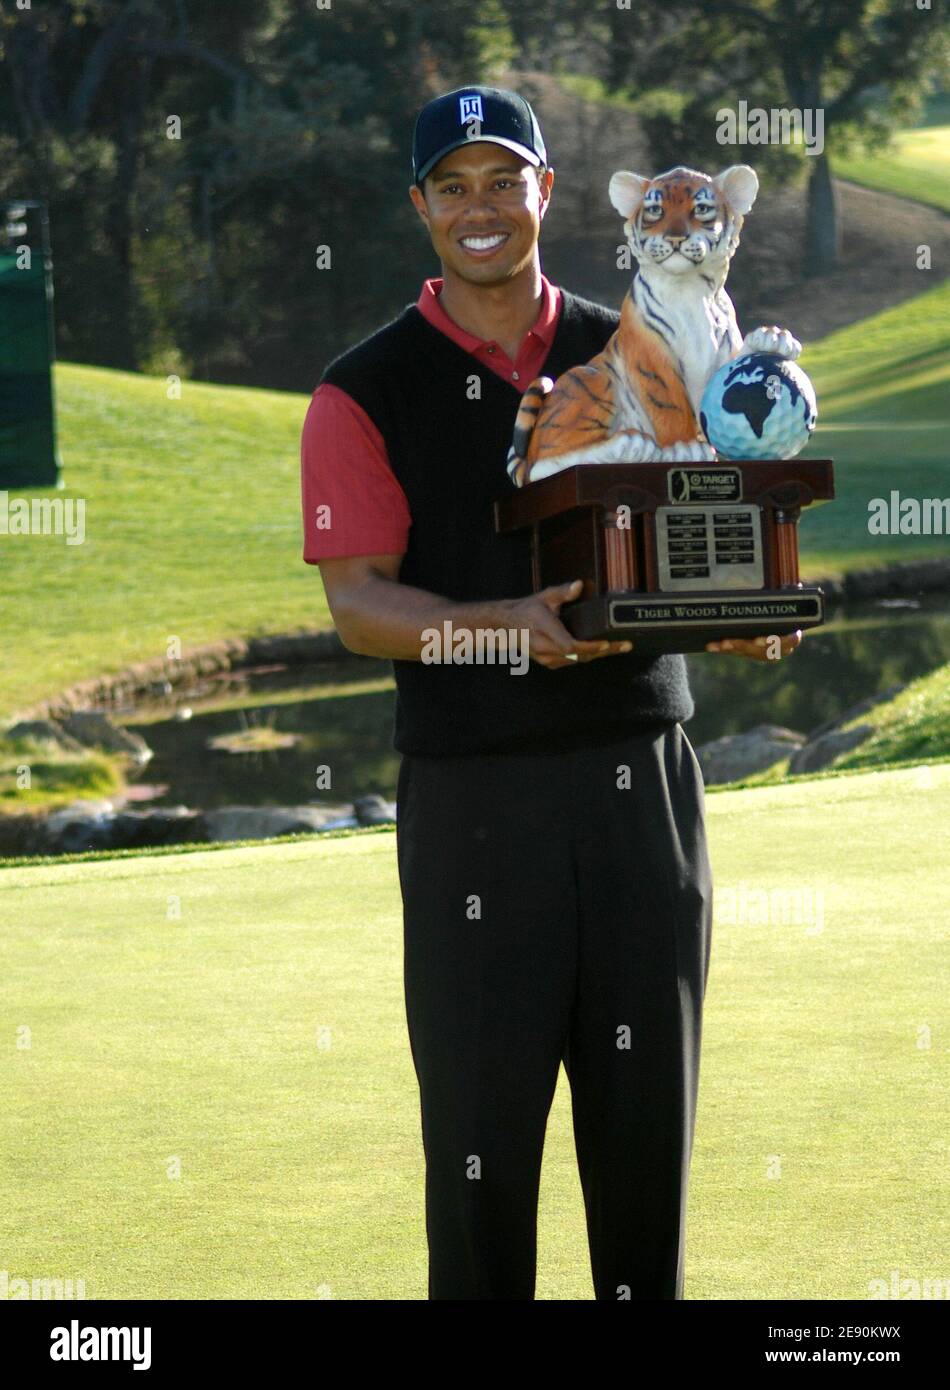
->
<box><xmin>459</xmin><ymin>94</ymin><xmax>483</xmax><ymax>124</ymax></box>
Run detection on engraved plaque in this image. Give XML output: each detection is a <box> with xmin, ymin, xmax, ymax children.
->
<box><xmin>656</xmin><ymin>503</ymin><xmax>764</xmax><ymax>591</ymax></box>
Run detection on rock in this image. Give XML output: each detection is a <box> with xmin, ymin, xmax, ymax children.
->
<box><xmin>804</xmin><ymin>685</ymin><xmax>904</xmax><ymax>744</ymax></box>
<box><xmin>809</xmin><ymin>557</ymin><xmax>950</xmax><ymax>603</ymax></box>
<box><xmin>0</xmin><ymin>812</ymin><xmax>42</xmax><ymax>857</ymax></box>
<box><xmin>353</xmin><ymin>794</ymin><xmax>397</xmax><ymax>826</ymax></box>
<box><xmin>110</xmin><ymin>808</ymin><xmax>199</xmax><ymax>847</ymax></box>
<box><xmin>19</xmin><ymin>796</ymin><xmax>389</xmax><ymax>857</ymax></box>
<box><xmin>29</xmin><ymin>803</ymin><xmax>200</xmax><ymax>854</ymax></box>
<box><xmin>788</xmin><ymin>724</ymin><xmax>874</xmax><ymax>775</ymax></box>
<box><xmin>4</xmin><ymin>719</ymin><xmax>84</xmax><ymax>752</ymax></box>
<box><xmin>695</xmin><ymin>724</ymin><xmax>806</xmax><ymax>785</ymax></box>
<box><xmin>787</xmin><ymin>684</ymin><xmax>904</xmax><ymax>775</ymax></box>
<box><xmin>246</xmin><ymin>631</ymin><xmax>348</xmax><ymax>664</ymax></box>
<box><xmin>197</xmin><ymin>803</ymin><xmax>356</xmax><ymax>843</ymax></box>
<box><xmin>36</xmin><ymin>800</ymin><xmax>117</xmax><ymax>854</ymax></box>
<box><xmin>843</xmin><ymin>557</ymin><xmax>950</xmax><ymax>600</ymax></box>
<box><xmin>61</xmin><ymin>711</ymin><xmax>152</xmax><ymax>764</ymax></box>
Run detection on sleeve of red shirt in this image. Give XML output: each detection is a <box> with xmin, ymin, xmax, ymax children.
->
<box><xmin>300</xmin><ymin>382</ymin><xmax>412</xmax><ymax>563</ymax></box>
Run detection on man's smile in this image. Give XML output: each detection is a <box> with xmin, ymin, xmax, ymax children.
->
<box><xmin>458</xmin><ymin>232</ymin><xmax>510</xmax><ymax>258</ymax></box>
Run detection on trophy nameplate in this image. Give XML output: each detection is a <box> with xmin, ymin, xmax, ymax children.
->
<box><xmin>493</xmin><ymin>458</ymin><xmax>835</xmax><ymax>654</ymax></box>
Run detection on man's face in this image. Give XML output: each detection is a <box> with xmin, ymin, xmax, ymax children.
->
<box><xmin>409</xmin><ymin>143</ymin><xmax>553</xmax><ymax>285</ymax></box>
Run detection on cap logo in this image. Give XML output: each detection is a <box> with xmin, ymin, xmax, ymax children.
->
<box><xmin>459</xmin><ymin>94</ymin><xmax>483</xmax><ymax>125</ymax></box>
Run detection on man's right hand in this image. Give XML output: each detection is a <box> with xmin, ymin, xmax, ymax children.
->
<box><xmin>502</xmin><ymin>579</ymin><xmax>634</xmax><ymax>670</ymax></box>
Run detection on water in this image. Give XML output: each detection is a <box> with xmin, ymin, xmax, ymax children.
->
<box><xmin>685</xmin><ymin>595</ymin><xmax>950</xmax><ymax>747</ymax></box>
<box><xmin>122</xmin><ymin>597</ymin><xmax>950</xmax><ymax>809</ymax></box>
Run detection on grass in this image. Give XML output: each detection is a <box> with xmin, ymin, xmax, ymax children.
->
<box><xmin>1</xmin><ymin>762</ymin><xmax>946</xmax><ymax>1299</ymax></box>
<box><xmin>831</xmin><ymin>662</ymin><xmax>950</xmax><ymax>772</ymax></box>
<box><xmin>797</xmin><ymin>279</ymin><xmax>950</xmax><ymax>574</ymax></box>
<box><xmin>699</xmin><ymin>660</ymin><xmax>950</xmax><ymax>788</ymax></box>
<box><xmin>0</xmin><ymin>277</ymin><xmax>946</xmax><ymax>720</ymax></box>
<box><xmin>2</xmin><ymin>365</ymin><xmax>318</xmax><ymax>720</ymax></box>
<box><xmin>0</xmin><ymin>736</ymin><xmax>121</xmax><ymax>808</ymax></box>
<box><xmin>834</xmin><ymin>126</ymin><xmax>950</xmax><ymax>212</ymax></box>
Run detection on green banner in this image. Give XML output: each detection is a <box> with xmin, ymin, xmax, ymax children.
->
<box><xmin>0</xmin><ymin>249</ymin><xmax>60</xmax><ymax>489</ymax></box>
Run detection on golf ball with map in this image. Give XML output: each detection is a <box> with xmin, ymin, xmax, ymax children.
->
<box><xmin>700</xmin><ymin>353</ymin><xmax>817</xmax><ymax>460</ymax></box>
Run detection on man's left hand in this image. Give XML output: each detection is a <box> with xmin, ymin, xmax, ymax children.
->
<box><xmin>704</xmin><ymin>630</ymin><xmax>803</xmax><ymax>661</ymax></box>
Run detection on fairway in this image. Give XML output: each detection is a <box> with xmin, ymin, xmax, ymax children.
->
<box><xmin>798</xmin><ymin>280</ymin><xmax>950</xmax><ymax>570</ymax></box>
<box><xmin>834</xmin><ymin>125</ymin><xmax>950</xmax><ymax>212</ymax></box>
<box><xmin>2</xmin><ymin>764</ymin><xmax>947</xmax><ymax>1300</ymax></box>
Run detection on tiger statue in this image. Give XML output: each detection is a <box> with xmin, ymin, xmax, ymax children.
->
<box><xmin>506</xmin><ymin>163</ymin><xmax>802</xmax><ymax>487</ymax></box>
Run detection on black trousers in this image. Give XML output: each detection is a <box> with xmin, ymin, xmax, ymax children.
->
<box><xmin>395</xmin><ymin>720</ymin><xmax>713</xmax><ymax>1300</ymax></box>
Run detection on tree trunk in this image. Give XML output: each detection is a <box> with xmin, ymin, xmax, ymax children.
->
<box><xmin>102</xmin><ymin>69</ymin><xmax>145</xmax><ymax>371</ymax></box>
<box><xmin>804</xmin><ymin>149</ymin><xmax>840</xmax><ymax>278</ymax></box>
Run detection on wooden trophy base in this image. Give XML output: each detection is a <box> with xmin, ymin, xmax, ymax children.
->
<box><xmin>494</xmin><ymin>459</ymin><xmax>835</xmax><ymax>655</ymax></box>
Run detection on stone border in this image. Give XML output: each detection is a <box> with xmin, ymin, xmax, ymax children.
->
<box><xmin>812</xmin><ymin>556</ymin><xmax>950</xmax><ymax>602</ymax></box>
<box><xmin>16</xmin><ymin>629</ymin><xmax>351</xmax><ymax>723</ymax></box>
<box><xmin>12</xmin><ymin>556</ymin><xmax>950</xmax><ymax>723</ymax></box>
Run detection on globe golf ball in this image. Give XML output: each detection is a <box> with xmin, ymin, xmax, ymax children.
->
<box><xmin>700</xmin><ymin>352</ymin><xmax>818</xmax><ymax>461</ymax></box>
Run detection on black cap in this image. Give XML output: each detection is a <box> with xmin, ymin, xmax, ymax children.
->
<box><xmin>412</xmin><ymin>86</ymin><xmax>546</xmax><ymax>187</ymax></box>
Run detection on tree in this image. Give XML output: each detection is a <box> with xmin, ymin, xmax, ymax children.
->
<box><xmin>1</xmin><ymin>0</ymin><xmax>274</xmax><ymax>369</ymax></box>
<box><xmin>0</xmin><ymin>0</ymin><xmax>516</xmax><ymax>382</ymax></box>
<box><xmin>604</xmin><ymin>0</ymin><xmax>949</xmax><ymax>277</ymax></box>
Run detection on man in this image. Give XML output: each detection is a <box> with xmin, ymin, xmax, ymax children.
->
<box><xmin>300</xmin><ymin>85</ymin><xmax>800</xmax><ymax>1300</ymax></box>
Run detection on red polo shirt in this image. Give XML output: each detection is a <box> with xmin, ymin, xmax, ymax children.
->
<box><xmin>300</xmin><ymin>275</ymin><xmax>562</xmax><ymax>562</ymax></box>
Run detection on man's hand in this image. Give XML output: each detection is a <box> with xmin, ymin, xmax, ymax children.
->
<box><xmin>705</xmin><ymin>630</ymin><xmax>803</xmax><ymax>661</ymax></box>
<box><xmin>502</xmin><ymin>579</ymin><xmax>633</xmax><ymax>669</ymax></box>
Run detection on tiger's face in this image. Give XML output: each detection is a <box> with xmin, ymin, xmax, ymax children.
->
<box><xmin>609</xmin><ymin>164</ymin><xmax>759</xmax><ymax>281</ymax></box>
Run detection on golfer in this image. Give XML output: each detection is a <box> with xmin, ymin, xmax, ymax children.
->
<box><xmin>301</xmin><ymin>85</ymin><xmax>800</xmax><ymax>1300</ymax></box>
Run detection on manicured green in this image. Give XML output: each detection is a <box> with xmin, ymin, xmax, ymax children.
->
<box><xmin>834</xmin><ymin>125</ymin><xmax>950</xmax><ymax>212</ymax></box>
<box><xmin>0</xmin><ymin>279</ymin><xmax>946</xmax><ymax>719</ymax></box>
<box><xmin>798</xmin><ymin>279</ymin><xmax>950</xmax><ymax>573</ymax></box>
<box><xmin>2</xmin><ymin>764</ymin><xmax>947</xmax><ymax>1299</ymax></box>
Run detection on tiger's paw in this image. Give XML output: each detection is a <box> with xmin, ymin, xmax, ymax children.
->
<box><xmin>658</xmin><ymin>440</ymin><xmax>717</xmax><ymax>463</ymax></box>
<box><xmin>741</xmin><ymin>325</ymin><xmax>802</xmax><ymax>360</ymax></box>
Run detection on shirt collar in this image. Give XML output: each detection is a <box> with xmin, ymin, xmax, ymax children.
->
<box><xmin>416</xmin><ymin>274</ymin><xmax>561</xmax><ymax>352</ymax></box>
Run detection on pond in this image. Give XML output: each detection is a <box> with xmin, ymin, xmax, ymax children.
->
<box><xmin>119</xmin><ymin>595</ymin><xmax>950</xmax><ymax>810</ymax></box>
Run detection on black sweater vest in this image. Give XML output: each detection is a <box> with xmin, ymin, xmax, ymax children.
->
<box><xmin>320</xmin><ymin>289</ymin><xmax>694</xmax><ymax>756</ymax></box>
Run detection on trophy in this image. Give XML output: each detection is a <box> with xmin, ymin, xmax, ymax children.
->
<box><xmin>494</xmin><ymin>162</ymin><xmax>835</xmax><ymax>652</ymax></box>
<box><xmin>494</xmin><ymin>456</ymin><xmax>834</xmax><ymax>652</ymax></box>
